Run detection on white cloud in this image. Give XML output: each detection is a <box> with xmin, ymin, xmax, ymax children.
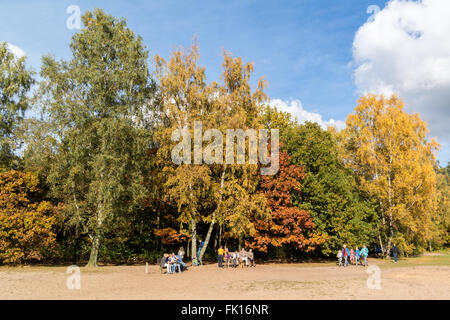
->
<box><xmin>6</xmin><ymin>43</ymin><xmax>26</xmax><ymax>58</ymax></box>
<box><xmin>352</xmin><ymin>0</ymin><xmax>450</xmax><ymax>142</ymax></box>
<box><xmin>270</xmin><ymin>98</ymin><xmax>346</xmax><ymax>130</ymax></box>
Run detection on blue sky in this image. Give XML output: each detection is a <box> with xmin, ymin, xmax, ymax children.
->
<box><xmin>1</xmin><ymin>0</ymin><xmax>448</xmax><ymax>165</ymax></box>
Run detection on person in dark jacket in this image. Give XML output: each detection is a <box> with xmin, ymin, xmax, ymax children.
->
<box><xmin>392</xmin><ymin>244</ymin><xmax>399</xmax><ymax>263</ymax></box>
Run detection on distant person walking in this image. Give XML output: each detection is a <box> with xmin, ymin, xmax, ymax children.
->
<box><xmin>240</xmin><ymin>248</ymin><xmax>248</xmax><ymax>268</ymax></box>
<box><xmin>218</xmin><ymin>246</ymin><xmax>225</xmax><ymax>268</ymax></box>
<box><xmin>197</xmin><ymin>239</ymin><xmax>204</xmax><ymax>264</ymax></box>
<box><xmin>361</xmin><ymin>245</ymin><xmax>369</xmax><ymax>266</ymax></box>
<box><xmin>248</xmin><ymin>249</ymin><xmax>255</xmax><ymax>267</ymax></box>
<box><xmin>337</xmin><ymin>250</ymin><xmax>343</xmax><ymax>267</ymax></box>
<box><xmin>342</xmin><ymin>244</ymin><xmax>350</xmax><ymax>267</ymax></box>
<box><xmin>392</xmin><ymin>244</ymin><xmax>398</xmax><ymax>263</ymax></box>
<box><xmin>224</xmin><ymin>247</ymin><xmax>231</xmax><ymax>267</ymax></box>
<box><xmin>355</xmin><ymin>247</ymin><xmax>361</xmax><ymax>266</ymax></box>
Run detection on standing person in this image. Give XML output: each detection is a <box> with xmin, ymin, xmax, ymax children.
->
<box><xmin>350</xmin><ymin>248</ymin><xmax>355</xmax><ymax>265</ymax></box>
<box><xmin>392</xmin><ymin>244</ymin><xmax>398</xmax><ymax>263</ymax></box>
<box><xmin>218</xmin><ymin>246</ymin><xmax>225</xmax><ymax>268</ymax></box>
<box><xmin>355</xmin><ymin>247</ymin><xmax>361</xmax><ymax>266</ymax></box>
<box><xmin>240</xmin><ymin>248</ymin><xmax>248</xmax><ymax>268</ymax></box>
<box><xmin>337</xmin><ymin>249</ymin><xmax>343</xmax><ymax>267</ymax></box>
<box><xmin>197</xmin><ymin>239</ymin><xmax>203</xmax><ymax>265</ymax></box>
<box><xmin>224</xmin><ymin>247</ymin><xmax>230</xmax><ymax>267</ymax></box>
<box><xmin>233</xmin><ymin>251</ymin><xmax>239</xmax><ymax>267</ymax></box>
<box><xmin>342</xmin><ymin>244</ymin><xmax>350</xmax><ymax>267</ymax></box>
<box><xmin>361</xmin><ymin>245</ymin><xmax>369</xmax><ymax>266</ymax></box>
<box><xmin>178</xmin><ymin>247</ymin><xmax>185</xmax><ymax>260</ymax></box>
<box><xmin>247</xmin><ymin>249</ymin><xmax>255</xmax><ymax>267</ymax></box>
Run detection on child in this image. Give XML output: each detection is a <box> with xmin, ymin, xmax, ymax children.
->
<box><xmin>337</xmin><ymin>250</ymin><xmax>343</xmax><ymax>267</ymax></box>
<box><xmin>361</xmin><ymin>245</ymin><xmax>369</xmax><ymax>266</ymax></box>
<box><xmin>350</xmin><ymin>248</ymin><xmax>355</xmax><ymax>265</ymax></box>
<box><xmin>240</xmin><ymin>248</ymin><xmax>248</xmax><ymax>268</ymax></box>
<box><xmin>355</xmin><ymin>247</ymin><xmax>361</xmax><ymax>266</ymax></box>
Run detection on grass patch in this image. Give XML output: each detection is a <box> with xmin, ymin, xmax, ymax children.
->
<box><xmin>378</xmin><ymin>251</ymin><xmax>450</xmax><ymax>269</ymax></box>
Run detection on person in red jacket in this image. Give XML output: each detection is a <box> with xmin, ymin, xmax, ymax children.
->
<box><xmin>342</xmin><ymin>244</ymin><xmax>350</xmax><ymax>267</ymax></box>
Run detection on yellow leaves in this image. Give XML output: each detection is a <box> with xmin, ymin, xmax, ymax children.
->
<box><xmin>344</xmin><ymin>94</ymin><xmax>440</xmax><ymax>251</ymax></box>
<box><xmin>0</xmin><ymin>170</ymin><xmax>57</xmax><ymax>264</ymax></box>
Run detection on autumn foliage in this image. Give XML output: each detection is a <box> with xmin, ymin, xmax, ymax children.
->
<box><xmin>0</xmin><ymin>170</ymin><xmax>56</xmax><ymax>264</ymax></box>
<box><xmin>251</xmin><ymin>151</ymin><xmax>326</xmax><ymax>252</ymax></box>
<box><xmin>154</xmin><ymin>227</ymin><xmax>189</xmax><ymax>245</ymax></box>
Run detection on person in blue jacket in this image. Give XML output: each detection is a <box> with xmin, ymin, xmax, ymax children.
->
<box><xmin>355</xmin><ymin>247</ymin><xmax>361</xmax><ymax>265</ymax></box>
<box><xmin>360</xmin><ymin>245</ymin><xmax>369</xmax><ymax>266</ymax></box>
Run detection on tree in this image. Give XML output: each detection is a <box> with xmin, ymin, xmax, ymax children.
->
<box><xmin>344</xmin><ymin>94</ymin><xmax>439</xmax><ymax>256</ymax></box>
<box><xmin>154</xmin><ymin>46</ymin><xmax>270</xmax><ymax>261</ymax></box>
<box><xmin>263</xmin><ymin>106</ymin><xmax>378</xmax><ymax>256</ymax></box>
<box><xmin>251</xmin><ymin>150</ymin><xmax>325</xmax><ymax>254</ymax></box>
<box><xmin>36</xmin><ymin>9</ymin><xmax>155</xmax><ymax>266</ymax></box>
<box><xmin>0</xmin><ymin>170</ymin><xmax>56</xmax><ymax>264</ymax></box>
<box><xmin>0</xmin><ymin>43</ymin><xmax>34</xmax><ymax>170</ymax></box>
<box><xmin>154</xmin><ymin>43</ymin><xmax>217</xmax><ymax>260</ymax></box>
<box><xmin>199</xmin><ymin>52</ymin><xmax>270</xmax><ymax>258</ymax></box>
<box><xmin>431</xmin><ymin>163</ymin><xmax>450</xmax><ymax>249</ymax></box>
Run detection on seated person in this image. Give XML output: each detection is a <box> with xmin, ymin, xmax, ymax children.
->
<box><xmin>160</xmin><ymin>253</ymin><xmax>170</xmax><ymax>273</ymax></box>
<box><xmin>175</xmin><ymin>253</ymin><xmax>186</xmax><ymax>271</ymax></box>
<box><xmin>168</xmin><ymin>253</ymin><xmax>180</xmax><ymax>273</ymax></box>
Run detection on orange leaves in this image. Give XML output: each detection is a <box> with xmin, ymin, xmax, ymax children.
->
<box><xmin>0</xmin><ymin>170</ymin><xmax>56</xmax><ymax>264</ymax></box>
<box><xmin>251</xmin><ymin>151</ymin><xmax>322</xmax><ymax>252</ymax></box>
<box><xmin>154</xmin><ymin>227</ymin><xmax>188</xmax><ymax>245</ymax></box>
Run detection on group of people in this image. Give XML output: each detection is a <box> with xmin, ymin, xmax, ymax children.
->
<box><xmin>217</xmin><ymin>246</ymin><xmax>255</xmax><ymax>268</ymax></box>
<box><xmin>337</xmin><ymin>244</ymin><xmax>369</xmax><ymax>267</ymax></box>
<box><xmin>160</xmin><ymin>248</ymin><xmax>187</xmax><ymax>274</ymax></box>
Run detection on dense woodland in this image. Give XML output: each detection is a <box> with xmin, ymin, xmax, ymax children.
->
<box><xmin>0</xmin><ymin>10</ymin><xmax>448</xmax><ymax>266</ymax></box>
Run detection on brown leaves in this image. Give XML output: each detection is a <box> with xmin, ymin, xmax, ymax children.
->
<box><xmin>251</xmin><ymin>151</ymin><xmax>326</xmax><ymax>252</ymax></box>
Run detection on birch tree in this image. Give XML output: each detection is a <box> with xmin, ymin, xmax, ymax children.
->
<box><xmin>344</xmin><ymin>94</ymin><xmax>439</xmax><ymax>256</ymax></box>
<box><xmin>37</xmin><ymin>9</ymin><xmax>155</xmax><ymax>267</ymax></box>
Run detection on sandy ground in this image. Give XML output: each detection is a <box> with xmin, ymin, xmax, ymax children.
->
<box><xmin>0</xmin><ymin>259</ymin><xmax>449</xmax><ymax>300</ymax></box>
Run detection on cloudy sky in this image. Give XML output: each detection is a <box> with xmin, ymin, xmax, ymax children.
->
<box><xmin>1</xmin><ymin>0</ymin><xmax>448</xmax><ymax>164</ymax></box>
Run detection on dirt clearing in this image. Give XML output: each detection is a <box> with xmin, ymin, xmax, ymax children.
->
<box><xmin>1</xmin><ymin>255</ymin><xmax>449</xmax><ymax>300</ymax></box>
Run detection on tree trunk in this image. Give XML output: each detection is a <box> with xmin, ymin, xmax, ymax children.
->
<box><xmin>198</xmin><ymin>167</ymin><xmax>226</xmax><ymax>263</ymax></box>
<box><xmin>378</xmin><ymin>232</ymin><xmax>384</xmax><ymax>256</ymax></box>
<box><xmin>86</xmin><ymin>203</ymin><xmax>104</xmax><ymax>267</ymax></box>
<box><xmin>87</xmin><ymin>233</ymin><xmax>100</xmax><ymax>267</ymax></box>
<box><xmin>191</xmin><ymin>219</ymin><xmax>197</xmax><ymax>260</ymax></box>
<box><xmin>187</xmin><ymin>239</ymin><xmax>190</xmax><ymax>259</ymax></box>
<box><xmin>385</xmin><ymin>218</ymin><xmax>394</xmax><ymax>258</ymax></box>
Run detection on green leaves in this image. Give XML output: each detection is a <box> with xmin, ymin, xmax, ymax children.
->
<box><xmin>36</xmin><ymin>9</ymin><xmax>155</xmax><ymax>266</ymax></box>
<box><xmin>0</xmin><ymin>42</ymin><xmax>34</xmax><ymax>169</ymax></box>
